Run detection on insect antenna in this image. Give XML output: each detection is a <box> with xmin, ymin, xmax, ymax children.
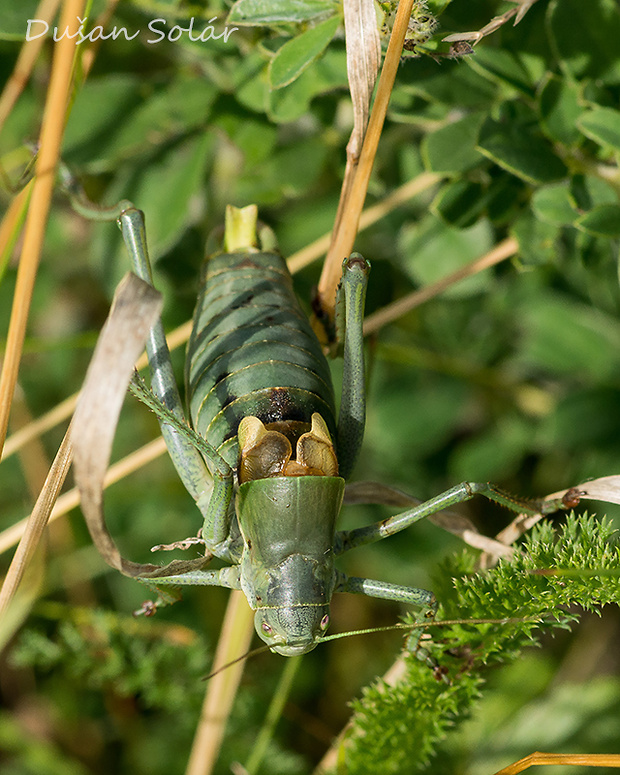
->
<box><xmin>202</xmin><ymin>643</ymin><xmax>274</xmax><ymax>680</ymax></box>
<box><xmin>318</xmin><ymin>613</ymin><xmax>548</xmax><ymax>648</ymax></box>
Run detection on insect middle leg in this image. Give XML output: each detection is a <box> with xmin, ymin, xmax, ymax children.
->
<box><xmin>335</xmin><ymin>481</ymin><xmax>573</xmax><ymax>555</ymax></box>
<box><xmin>333</xmin><ymin>483</ymin><xmax>575</xmax><ymax>653</ymax></box>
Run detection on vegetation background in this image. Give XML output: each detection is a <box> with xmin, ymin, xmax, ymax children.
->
<box><xmin>1</xmin><ymin>0</ymin><xmax>620</xmax><ymax>773</ymax></box>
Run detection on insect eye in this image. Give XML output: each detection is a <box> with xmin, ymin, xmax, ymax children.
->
<box><xmin>320</xmin><ymin>614</ymin><xmax>330</xmax><ymax>630</ymax></box>
<box><xmin>262</xmin><ymin>622</ymin><xmax>273</xmax><ymax>635</ymax></box>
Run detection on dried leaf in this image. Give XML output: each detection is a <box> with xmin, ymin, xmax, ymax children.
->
<box><xmin>71</xmin><ymin>273</ymin><xmax>209</xmax><ymax>579</ymax></box>
<box><xmin>343</xmin><ymin>0</ymin><xmax>381</xmax><ymax>159</ymax></box>
<box><xmin>551</xmin><ymin>476</ymin><xmax>620</xmax><ymax>507</ymax></box>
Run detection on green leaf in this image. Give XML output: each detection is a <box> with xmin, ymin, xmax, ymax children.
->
<box><xmin>577</xmin><ymin>107</ymin><xmax>620</xmax><ymax>151</ymax></box>
<box><xmin>543</xmin><ymin>388</ymin><xmax>620</xmax><ymax>448</ymax></box>
<box><xmin>477</xmin><ymin>118</ymin><xmax>568</xmax><ymax>185</ymax></box>
<box><xmin>575</xmin><ymin>205</ymin><xmax>620</xmax><ymax>237</ymax></box>
<box><xmin>62</xmin><ymin>75</ymin><xmax>143</xmax><ymax>167</ymax></box>
<box><xmin>267</xmin><ymin>47</ymin><xmax>347</xmax><ymax>122</ymax></box>
<box><xmin>233</xmin><ymin>136</ymin><xmax>329</xmax><ymax>204</ymax></box>
<box><xmin>570</xmin><ymin>174</ymin><xmax>618</xmax><ymax>210</ymax></box>
<box><xmin>269</xmin><ymin>15</ymin><xmax>340</xmax><ymax>89</ymax></box>
<box><xmin>547</xmin><ymin>0</ymin><xmax>620</xmax><ymax>85</ymax></box>
<box><xmin>531</xmin><ymin>183</ymin><xmax>577</xmax><ymax>226</ymax></box>
<box><xmin>63</xmin><ymin>74</ymin><xmax>216</xmax><ymax>170</ymax></box>
<box><xmin>517</xmin><ymin>292</ymin><xmax>620</xmax><ymax>380</ymax></box>
<box><xmin>431</xmin><ymin>180</ymin><xmax>486</xmax><ymax>228</ymax></box>
<box><xmin>537</xmin><ymin>74</ymin><xmax>584</xmax><ymax>146</ymax></box>
<box><xmin>228</xmin><ymin>0</ymin><xmax>338</xmax><ymax>25</ymax></box>
<box><xmin>467</xmin><ymin>47</ymin><xmax>536</xmax><ymax>97</ymax></box>
<box><xmin>92</xmin><ymin>133</ymin><xmax>213</xmax><ymax>284</ymax></box>
<box><xmin>0</xmin><ymin>0</ymin><xmax>44</xmax><ymax>39</ymax></box>
<box><xmin>402</xmin><ymin>61</ymin><xmax>496</xmax><ymax>108</ymax></box>
<box><xmin>400</xmin><ymin>217</ymin><xmax>494</xmax><ymax>298</ymax></box>
<box><xmin>236</xmin><ymin>68</ymin><xmax>269</xmax><ymax>113</ymax></box>
<box><xmin>486</xmin><ymin>179</ymin><xmax>522</xmax><ymax>225</ymax></box>
<box><xmin>511</xmin><ymin>211</ymin><xmax>560</xmax><ymax>265</ymax></box>
<box><xmin>0</xmin><ymin>0</ymin><xmax>105</xmax><ymax>39</ymax></box>
<box><xmin>422</xmin><ymin>112</ymin><xmax>486</xmax><ymax>174</ymax></box>
<box><xmin>450</xmin><ymin>416</ymin><xmax>534</xmax><ymax>482</ymax></box>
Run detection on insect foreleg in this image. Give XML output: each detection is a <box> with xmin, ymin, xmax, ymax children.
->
<box><xmin>127</xmin><ymin>365</ymin><xmax>235</xmax><ymax>554</ymax></box>
<box><xmin>139</xmin><ymin>565</ymin><xmax>242</xmax><ymax>589</ymax></box>
<box><xmin>336</xmin><ymin>481</ymin><xmax>573</xmax><ymax>555</ymax></box>
<box><xmin>335</xmin><ymin>253</ymin><xmax>371</xmax><ymax>479</ymax></box>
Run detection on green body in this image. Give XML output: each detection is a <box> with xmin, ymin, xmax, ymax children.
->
<box><xmin>187</xmin><ymin>250</ymin><xmax>336</xmax><ymax>468</ymax></box>
<box><xmin>101</xmin><ymin>202</ymin><xmax>572</xmax><ymax>657</ymax></box>
<box><xmin>236</xmin><ymin>477</ymin><xmax>345</xmax><ymax>655</ymax></box>
<box><xmin>181</xmin><ymin>236</ymin><xmax>348</xmax><ymax>654</ymax></box>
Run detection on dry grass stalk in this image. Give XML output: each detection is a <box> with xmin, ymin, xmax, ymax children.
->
<box><xmin>185</xmin><ymin>590</ymin><xmax>255</xmax><ymax>775</ymax></box>
<box><xmin>326</xmin><ymin>0</ymin><xmax>381</xmax><ymax>270</ymax></box>
<box><xmin>0</xmin><ymin>0</ymin><xmax>87</xmax><ymax>456</ymax></box>
<box><xmin>0</xmin><ymin>426</ymin><xmax>72</xmax><ymax>617</ymax></box>
<box><xmin>318</xmin><ymin>0</ymin><xmax>417</xmax><ymax>318</ymax></box>
<box><xmin>443</xmin><ymin>0</ymin><xmax>540</xmax><ymax>46</ymax></box>
<box><xmin>492</xmin><ymin>752</ymin><xmax>620</xmax><ymax>775</ymax></box>
<box><xmin>0</xmin><ymin>0</ymin><xmax>62</xmax><ymax>132</ymax></box>
<box><xmin>0</xmin><ymin>437</ymin><xmax>168</xmax><ymax>556</ymax></box>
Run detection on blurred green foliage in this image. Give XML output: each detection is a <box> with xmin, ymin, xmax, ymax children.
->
<box><xmin>1</xmin><ymin>0</ymin><xmax>620</xmax><ymax>773</ymax></box>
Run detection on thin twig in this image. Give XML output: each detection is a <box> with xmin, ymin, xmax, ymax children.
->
<box><xmin>443</xmin><ymin>0</ymin><xmax>540</xmax><ymax>46</ymax></box>
<box><xmin>363</xmin><ymin>237</ymin><xmax>518</xmax><ymax>335</ymax></box>
<box><xmin>287</xmin><ymin>171</ymin><xmax>441</xmax><ymax>273</ymax></box>
<box><xmin>492</xmin><ymin>752</ymin><xmax>620</xmax><ymax>775</ymax></box>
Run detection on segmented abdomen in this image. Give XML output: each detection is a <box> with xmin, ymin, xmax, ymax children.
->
<box><xmin>186</xmin><ymin>250</ymin><xmax>336</xmax><ymax>469</ymax></box>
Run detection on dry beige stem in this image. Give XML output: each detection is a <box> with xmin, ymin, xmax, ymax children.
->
<box><xmin>184</xmin><ymin>590</ymin><xmax>254</xmax><ymax>775</ymax></box>
<box><xmin>0</xmin><ymin>0</ymin><xmax>62</xmax><ymax>132</ymax></box>
<box><xmin>363</xmin><ymin>237</ymin><xmax>518</xmax><ymax>335</ymax></box>
<box><xmin>0</xmin><ymin>437</ymin><xmax>168</xmax><ymax>557</ymax></box>
<box><xmin>0</xmin><ymin>427</ymin><xmax>72</xmax><ymax>618</ymax></box>
<box><xmin>0</xmin><ymin>0</ymin><xmax>87</xmax><ymax>457</ymax></box>
<box><xmin>492</xmin><ymin>752</ymin><xmax>620</xmax><ymax>775</ymax></box>
<box><xmin>319</xmin><ymin>0</ymin><xmax>418</xmax><ymax>320</ymax></box>
<box><xmin>2</xmin><ymin>321</ymin><xmax>192</xmax><ymax>462</ymax></box>
<box><xmin>80</xmin><ymin>0</ymin><xmax>123</xmax><ymax>76</ymax></box>
<box><xmin>328</xmin><ymin>0</ymin><xmax>381</xmax><ymax>255</ymax></box>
